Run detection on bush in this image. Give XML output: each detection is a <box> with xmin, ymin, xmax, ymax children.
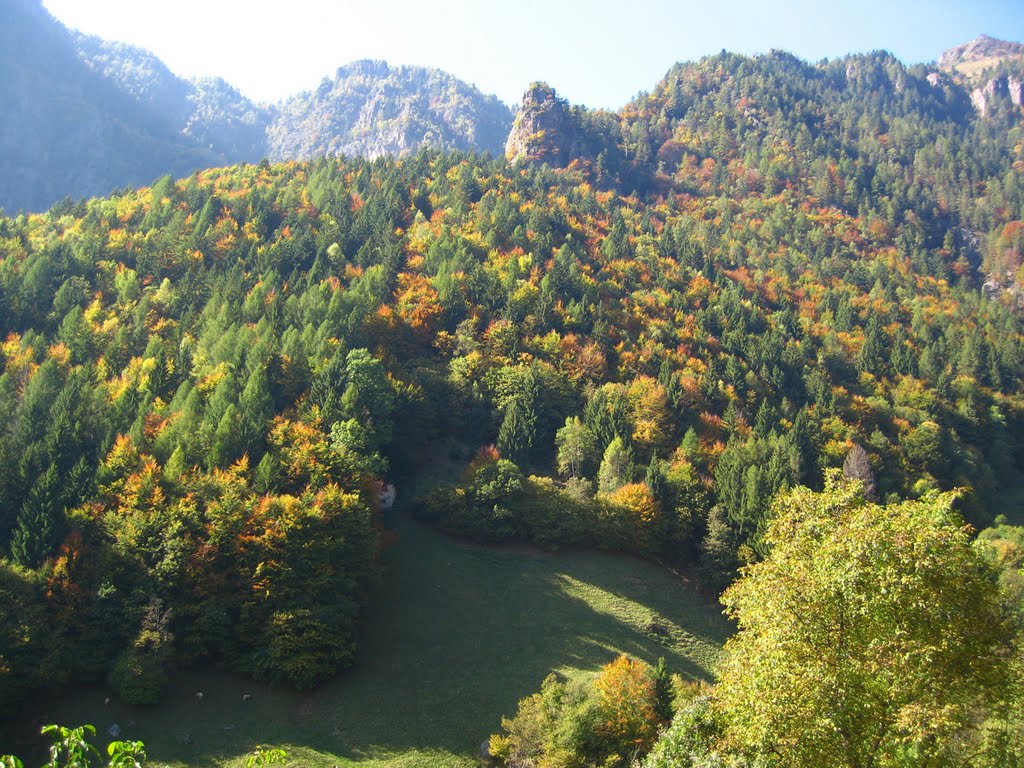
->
<box><xmin>108</xmin><ymin>650</ymin><xmax>168</xmax><ymax>705</ymax></box>
<box><xmin>491</xmin><ymin>655</ymin><xmax>664</xmax><ymax>767</ymax></box>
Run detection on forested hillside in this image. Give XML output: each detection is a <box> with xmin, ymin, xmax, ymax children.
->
<box><xmin>2</xmin><ymin>32</ymin><xmax>1024</xmax><ymax>767</ymax></box>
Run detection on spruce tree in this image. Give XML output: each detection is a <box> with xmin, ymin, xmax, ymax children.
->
<box><xmin>10</xmin><ymin>465</ymin><xmax>63</xmax><ymax>568</ymax></box>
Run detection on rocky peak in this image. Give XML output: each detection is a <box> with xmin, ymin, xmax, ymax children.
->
<box><xmin>268</xmin><ymin>62</ymin><xmax>513</xmax><ymax>162</ymax></box>
<box><xmin>938</xmin><ymin>35</ymin><xmax>1024</xmax><ymax>80</ymax></box>
<box><xmin>336</xmin><ymin>59</ymin><xmax>392</xmax><ymax>81</ymax></box>
<box><xmin>505</xmin><ymin>82</ymin><xmax>577</xmax><ymax>166</ymax></box>
<box><xmin>937</xmin><ymin>36</ymin><xmax>1024</xmax><ymax>117</ymax></box>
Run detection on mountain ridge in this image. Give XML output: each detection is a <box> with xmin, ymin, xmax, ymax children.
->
<box><xmin>2</xmin><ymin>0</ymin><xmax>1022</xmax><ymax>213</ymax></box>
<box><xmin>0</xmin><ymin>0</ymin><xmax>225</xmax><ymax>213</ymax></box>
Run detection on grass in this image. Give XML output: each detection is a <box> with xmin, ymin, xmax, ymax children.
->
<box><xmin>951</xmin><ymin>55</ymin><xmax>1024</xmax><ymax>81</ymax></box>
<box><xmin>20</xmin><ymin>513</ymin><xmax>730</xmax><ymax>768</ymax></box>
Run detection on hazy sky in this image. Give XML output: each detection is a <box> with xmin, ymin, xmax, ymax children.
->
<box><xmin>42</xmin><ymin>0</ymin><xmax>1024</xmax><ymax>109</ymax></box>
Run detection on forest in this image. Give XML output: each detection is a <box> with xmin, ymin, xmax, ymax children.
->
<box><xmin>1</xmin><ymin>45</ymin><xmax>1024</xmax><ymax>767</ymax></box>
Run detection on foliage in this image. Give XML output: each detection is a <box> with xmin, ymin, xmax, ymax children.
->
<box><xmin>715</xmin><ymin>471</ymin><xmax>1016</xmax><ymax>768</ymax></box>
<box><xmin>555</xmin><ymin>416</ymin><xmax>598</xmax><ymax>479</ymax></box>
<box><xmin>1</xmin><ymin>724</ymin><xmax>147</xmax><ymax>768</ymax></box>
<box><xmin>641</xmin><ymin>697</ymin><xmax>759</xmax><ymax>768</ymax></box>
<box><xmin>42</xmin><ymin>724</ymin><xmax>101</xmax><ymax>768</ymax></box>
<box><xmin>107</xmin><ymin>650</ymin><xmax>167</xmax><ymax>706</ymax></box>
<box><xmin>490</xmin><ymin>655</ymin><xmax>668</xmax><ymax>768</ymax></box>
<box><xmin>244</xmin><ymin>746</ymin><xmax>287</xmax><ymax>768</ymax></box>
<box><xmin>597</xmin><ymin>437</ymin><xmax>633</xmax><ymax>495</ymax></box>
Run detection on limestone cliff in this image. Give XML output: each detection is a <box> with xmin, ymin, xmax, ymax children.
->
<box><xmin>505</xmin><ymin>83</ymin><xmax>579</xmax><ymax>166</ymax></box>
<box><xmin>938</xmin><ymin>35</ymin><xmax>1024</xmax><ymax>116</ymax></box>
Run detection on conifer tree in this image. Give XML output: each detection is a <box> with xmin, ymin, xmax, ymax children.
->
<box><xmin>10</xmin><ymin>465</ymin><xmax>63</xmax><ymax>568</ymax></box>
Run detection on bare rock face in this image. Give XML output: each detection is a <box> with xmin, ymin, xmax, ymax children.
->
<box><xmin>1010</xmin><ymin>75</ymin><xmax>1024</xmax><ymax>106</ymax></box>
<box><xmin>505</xmin><ymin>82</ymin><xmax>577</xmax><ymax>166</ymax></box>
<box><xmin>970</xmin><ymin>75</ymin><xmax>1024</xmax><ymax>116</ymax></box>
<box><xmin>935</xmin><ymin>36</ymin><xmax>1024</xmax><ymax>117</ymax></box>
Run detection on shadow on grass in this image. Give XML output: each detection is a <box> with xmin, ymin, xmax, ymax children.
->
<box><xmin>18</xmin><ymin>515</ymin><xmax>730</xmax><ymax>767</ymax></box>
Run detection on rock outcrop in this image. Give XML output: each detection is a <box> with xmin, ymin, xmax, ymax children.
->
<box><xmin>505</xmin><ymin>83</ymin><xmax>579</xmax><ymax>166</ymax></box>
<box><xmin>937</xmin><ymin>36</ymin><xmax>1024</xmax><ymax>117</ymax></box>
<box><xmin>969</xmin><ymin>74</ymin><xmax>1024</xmax><ymax>116</ymax></box>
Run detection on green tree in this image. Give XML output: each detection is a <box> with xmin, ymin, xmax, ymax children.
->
<box><xmin>342</xmin><ymin>348</ymin><xmax>395</xmax><ymax>446</ymax></box>
<box><xmin>10</xmin><ymin>464</ymin><xmax>63</xmax><ymax>568</ymax></box>
<box><xmin>650</xmin><ymin>657</ymin><xmax>675</xmax><ymax>725</ymax></box>
<box><xmin>555</xmin><ymin>416</ymin><xmax>598</xmax><ymax>479</ymax></box>
<box><xmin>598</xmin><ymin>436</ymin><xmax>632</xmax><ymax>494</ymax></box>
<box><xmin>716</xmin><ymin>471</ymin><xmax>1015</xmax><ymax>768</ymax></box>
<box><xmin>0</xmin><ymin>561</ymin><xmax>50</xmax><ymax>720</ymax></box>
<box><xmin>497</xmin><ymin>368</ymin><xmax>539</xmax><ymax>466</ymax></box>
<box><xmin>641</xmin><ymin>696</ymin><xmax>757</xmax><ymax>768</ymax></box>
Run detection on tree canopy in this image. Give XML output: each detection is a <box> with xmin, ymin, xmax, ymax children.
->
<box><xmin>715</xmin><ymin>472</ymin><xmax>1016</xmax><ymax>768</ymax></box>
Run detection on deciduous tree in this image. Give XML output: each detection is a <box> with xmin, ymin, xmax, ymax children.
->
<box><xmin>716</xmin><ymin>472</ymin><xmax>1015</xmax><ymax>768</ymax></box>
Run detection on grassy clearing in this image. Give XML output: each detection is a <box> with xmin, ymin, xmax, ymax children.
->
<box><xmin>20</xmin><ymin>516</ymin><xmax>729</xmax><ymax>768</ymax></box>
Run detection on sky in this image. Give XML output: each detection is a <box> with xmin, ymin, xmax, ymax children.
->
<box><xmin>41</xmin><ymin>0</ymin><xmax>1024</xmax><ymax>109</ymax></box>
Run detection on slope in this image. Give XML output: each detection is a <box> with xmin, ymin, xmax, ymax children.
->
<box><xmin>0</xmin><ymin>0</ymin><xmax>225</xmax><ymax>213</ymax></box>
<box><xmin>20</xmin><ymin>511</ymin><xmax>728</xmax><ymax>768</ymax></box>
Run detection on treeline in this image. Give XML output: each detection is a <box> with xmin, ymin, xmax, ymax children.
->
<box><xmin>1</xmin><ymin>46</ymin><xmax>1023</xmax><ymax>724</ymax></box>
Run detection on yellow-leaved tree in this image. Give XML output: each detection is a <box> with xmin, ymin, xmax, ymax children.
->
<box><xmin>715</xmin><ymin>471</ymin><xmax>1017</xmax><ymax>768</ymax></box>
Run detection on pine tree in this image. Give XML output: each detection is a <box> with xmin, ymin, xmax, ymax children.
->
<box><xmin>651</xmin><ymin>657</ymin><xmax>675</xmax><ymax>723</ymax></box>
<box><xmin>498</xmin><ymin>394</ymin><xmax>536</xmax><ymax>466</ymax></box>
<box><xmin>10</xmin><ymin>465</ymin><xmax>63</xmax><ymax>568</ymax></box>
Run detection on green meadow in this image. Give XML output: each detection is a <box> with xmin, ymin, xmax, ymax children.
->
<box><xmin>23</xmin><ymin>514</ymin><xmax>729</xmax><ymax>768</ymax></box>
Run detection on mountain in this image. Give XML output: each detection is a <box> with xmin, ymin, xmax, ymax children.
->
<box><xmin>0</xmin><ymin>0</ymin><xmax>224</xmax><ymax>213</ymax></box>
<box><xmin>0</xmin><ymin>2</ymin><xmax>514</xmax><ymax>212</ymax></box>
<box><xmin>4</xmin><ymin>6</ymin><xmax>1023</xmax><ymax>217</ymax></box>
<box><xmin>265</xmin><ymin>60</ymin><xmax>513</xmax><ymax>161</ymax></box>
<box><xmin>505</xmin><ymin>48</ymin><xmax>985</xmax><ymax>190</ymax></box>
<box><xmin>72</xmin><ymin>32</ymin><xmax>270</xmax><ymax>162</ymax></box>
<box><xmin>72</xmin><ymin>40</ymin><xmax>515</xmax><ymax>167</ymax></box>
<box><xmin>935</xmin><ymin>35</ymin><xmax>1024</xmax><ymax>117</ymax></box>
<box><xmin>75</xmin><ymin>43</ymin><xmax>515</xmax><ymax>165</ymax></box>
<box><xmin>938</xmin><ymin>34</ymin><xmax>1024</xmax><ymax>81</ymax></box>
